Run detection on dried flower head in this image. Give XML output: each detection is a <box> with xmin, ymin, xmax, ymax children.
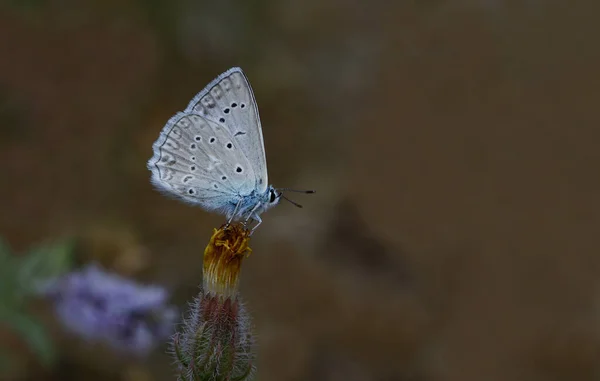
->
<box><xmin>41</xmin><ymin>263</ymin><xmax>177</xmax><ymax>356</ymax></box>
<box><xmin>172</xmin><ymin>224</ymin><xmax>256</xmax><ymax>381</ymax></box>
<box><xmin>203</xmin><ymin>224</ymin><xmax>252</xmax><ymax>299</ymax></box>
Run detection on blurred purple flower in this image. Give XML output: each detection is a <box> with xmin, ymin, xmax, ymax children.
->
<box><xmin>41</xmin><ymin>263</ymin><xmax>178</xmax><ymax>356</ymax></box>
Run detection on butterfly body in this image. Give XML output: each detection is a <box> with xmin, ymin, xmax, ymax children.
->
<box><xmin>222</xmin><ymin>185</ymin><xmax>280</xmax><ymax>222</ymax></box>
<box><xmin>147</xmin><ymin>67</ymin><xmax>282</xmax><ymax>229</ymax></box>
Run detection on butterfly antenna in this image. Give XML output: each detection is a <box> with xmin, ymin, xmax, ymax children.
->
<box><xmin>281</xmin><ymin>195</ymin><xmax>303</xmax><ymax>208</ymax></box>
<box><xmin>277</xmin><ymin>188</ymin><xmax>316</xmax><ymax>194</ymax></box>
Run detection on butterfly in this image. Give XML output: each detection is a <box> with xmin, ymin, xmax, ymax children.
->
<box><xmin>147</xmin><ymin>67</ymin><xmax>313</xmax><ymax>232</ymax></box>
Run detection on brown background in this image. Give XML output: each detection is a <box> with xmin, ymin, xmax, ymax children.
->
<box><xmin>1</xmin><ymin>1</ymin><xmax>600</xmax><ymax>380</ymax></box>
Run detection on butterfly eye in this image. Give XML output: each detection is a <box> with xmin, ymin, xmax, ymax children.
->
<box><xmin>269</xmin><ymin>190</ymin><xmax>277</xmax><ymax>203</ymax></box>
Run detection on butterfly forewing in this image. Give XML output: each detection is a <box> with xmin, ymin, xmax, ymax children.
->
<box><xmin>148</xmin><ymin>112</ymin><xmax>257</xmax><ymax>208</ymax></box>
<box><xmin>185</xmin><ymin>67</ymin><xmax>268</xmax><ymax>193</ymax></box>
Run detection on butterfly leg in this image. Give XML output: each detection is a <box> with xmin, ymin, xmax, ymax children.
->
<box><xmin>249</xmin><ymin>214</ymin><xmax>262</xmax><ymax>235</ymax></box>
<box><xmin>226</xmin><ymin>199</ymin><xmax>243</xmax><ymax>228</ymax></box>
<box><xmin>244</xmin><ymin>202</ymin><xmax>262</xmax><ymax>225</ymax></box>
<box><xmin>244</xmin><ymin>202</ymin><xmax>263</xmax><ymax>234</ymax></box>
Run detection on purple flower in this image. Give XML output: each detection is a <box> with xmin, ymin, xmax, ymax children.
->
<box><xmin>42</xmin><ymin>263</ymin><xmax>178</xmax><ymax>356</ymax></box>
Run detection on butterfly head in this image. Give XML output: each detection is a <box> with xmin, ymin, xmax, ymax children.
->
<box><xmin>267</xmin><ymin>186</ymin><xmax>280</xmax><ymax>206</ymax></box>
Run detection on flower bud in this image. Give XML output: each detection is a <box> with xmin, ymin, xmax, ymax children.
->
<box><xmin>171</xmin><ymin>224</ymin><xmax>255</xmax><ymax>381</ymax></box>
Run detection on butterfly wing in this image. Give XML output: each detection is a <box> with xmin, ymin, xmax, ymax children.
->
<box><xmin>185</xmin><ymin>67</ymin><xmax>269</xmax><ymax>193</ymax></box>
<box><xmin>147</xmin><ymin>112</ymin><xmax>258</xmax><ymax>211</ymax></box>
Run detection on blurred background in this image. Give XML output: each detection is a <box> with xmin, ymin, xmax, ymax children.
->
<box><xmin>1</xmin><ymin>1</ymin><xmax>600</xmax><ymax>380</ymax></box>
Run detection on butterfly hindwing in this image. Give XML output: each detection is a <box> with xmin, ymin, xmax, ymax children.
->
<box><xmin>148</xmin><ymin>112</ymin><xmax>256</xmax><ymax>210</ymax></box>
